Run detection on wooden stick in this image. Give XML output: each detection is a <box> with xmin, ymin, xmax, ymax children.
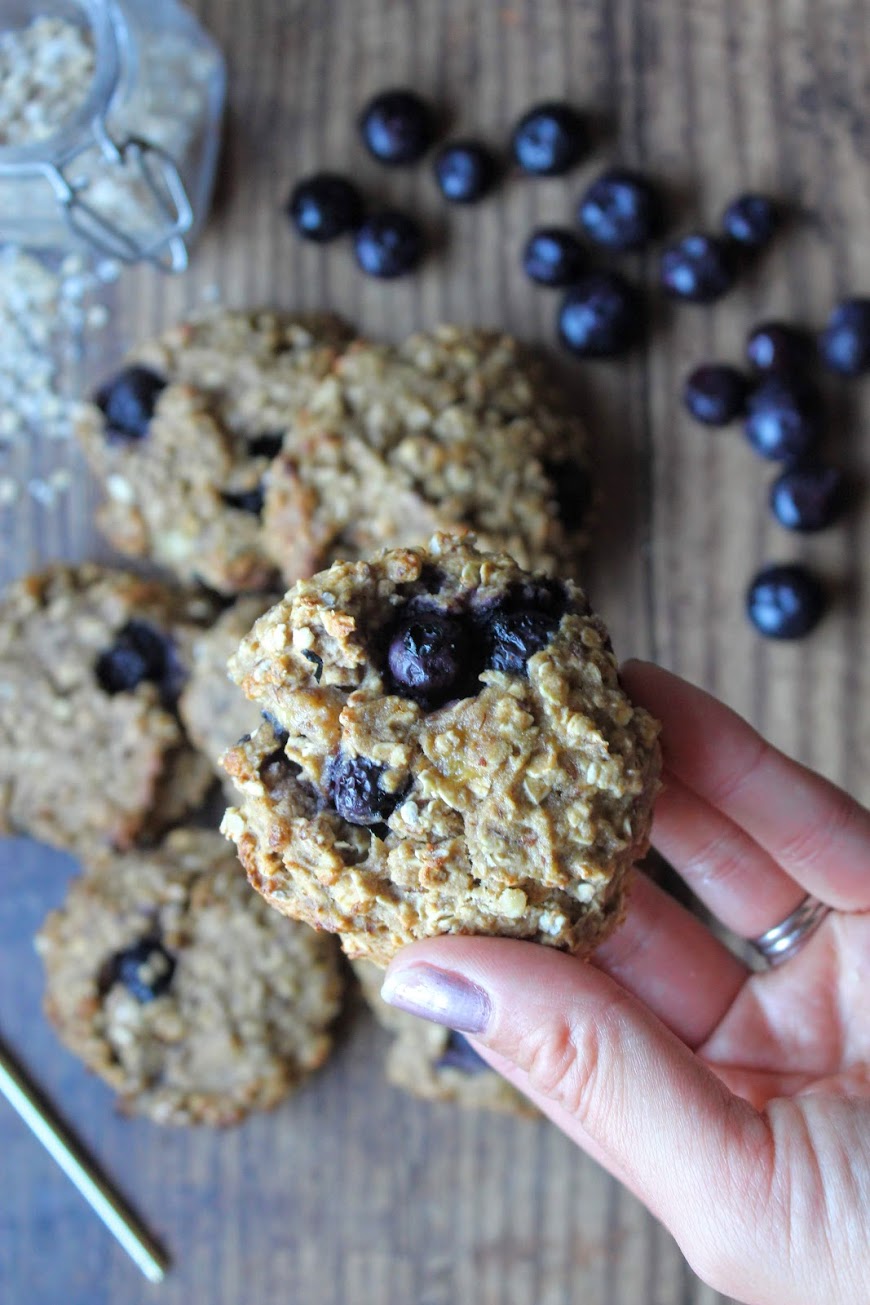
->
<box><xmin>0</xmin><ymin>1036</ymin><xmax>168</xmax><ymax>1283</ymax></box>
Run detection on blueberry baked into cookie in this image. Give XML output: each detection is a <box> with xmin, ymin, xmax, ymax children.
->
<box><xmin>0</xmin><ymin>565</ymin><xmax>215</xmax><ymax>856</ymax></box>
<box><xmin>37</xmin><ymin>829</ymin><xmax>343</xmax><ymax>1125</ymax></box>
<box><xmin>267</xmin><ymin>325</ymin><xmax>592</xmax><ymax>578</ymax></box>
<box><xmin>221</xmin><ymin>533</ymin><xmax>660</xmax><ymax>966</ymax></box>
<box><xmin>75</xmin><ymin>309</ymin><xmax>351</xmax><ymax>595</ymax></box>
<box><xmin>353</xmin><ymin>959</ymin><xmax>532</xmax><ymax>1114</ymax></box>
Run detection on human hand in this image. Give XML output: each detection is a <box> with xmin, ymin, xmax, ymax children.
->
<box><xmin>381</xmin><ymin>661</ymin><xmax>870</xmax><ymax>1305</ymax></box>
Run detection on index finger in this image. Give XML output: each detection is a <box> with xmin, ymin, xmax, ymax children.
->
<box><xmin>621</xmin><ymin>661</ymin><xmax>870</xmax><ymax>912</ymax></box>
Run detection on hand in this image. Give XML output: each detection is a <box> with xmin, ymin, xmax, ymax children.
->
<box><xmin>381</xmin><ymin>661</ymin><xmax>870</xmax><ymax>1305</ymax></box>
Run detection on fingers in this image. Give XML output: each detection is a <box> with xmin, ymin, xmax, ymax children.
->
<box><xmin>651</xmin><ymin>770</ymin><xmax>803</xmax><ymax>936</ymax></box>
<box><xmin>381</xmin><ymin>935</ymin><xmax>772</xmax><ymax>1269</ymax></box>
<box><xmin>621</xmin><ymin>661</ymin><xmax>870</xmax><ymax>912</ymax></box>
<box><xmin>592</xmin><ymin>871</ymin><xmax>748</xmax><ymax>1047</ymax></box>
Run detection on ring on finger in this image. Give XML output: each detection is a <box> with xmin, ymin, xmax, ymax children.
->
<box><xmin>750</xmin><ymin>894</ymin><xmax>832</xmax><ymax>968</ymax></box>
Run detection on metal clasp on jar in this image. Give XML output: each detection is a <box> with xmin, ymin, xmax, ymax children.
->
<box><xmin>36</xmin><ymin>113</ymin><xmax>193</xmax><ymax>272</ymax></box>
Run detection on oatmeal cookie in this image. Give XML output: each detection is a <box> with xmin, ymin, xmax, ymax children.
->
<box><xmin>75</xmin><ymin>309</ymin><xmax>351</xmax><ymax>595</ymax></box>
<box><xmin>179</xmin><ymin>595</ymin><xmax>278</xmax><ymax>794</ymax></box>
<box><xmin>0</xmin><ymin>565</ymin><xmax>215</xmax><ymax>856</ymax></box>
<box><xmin>267</xmin><ymin>326</ymin><xmax>592</xmax><ymax>578</ymax></box>
<box><xmin>37</xmin><ymin>828</ymin><xmax>343</xmax><ymax>1125</ymax></box>
<box><xmin>353</xmin><ymin>960</ymin><xmax>531</xmax><ymax>1114</ymax></box>
<box><xmin>220</xmin><ymin>533</ymin><xmax>660</xmax><ymax>966</ymax></box>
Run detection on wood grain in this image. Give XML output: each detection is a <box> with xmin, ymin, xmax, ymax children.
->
<box><xmin>1</xmin><ymin>1</ymin><xmax>868</xmax><ymax>1302</ymax></box>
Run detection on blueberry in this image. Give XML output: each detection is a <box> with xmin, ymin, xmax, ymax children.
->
<box><xmin>721</xmin><ymin>193</ymin><xmax>778</xmax><ymax>248</ymax></box>
<box><xmin>521</xmin><ymin>227</ymin><xmax>585</xmax><ymax>288</ymax></box>
<box><xmin>95</xmin><ymin>620</ymin><xmax>182</xmax><ymax>701</ymax></box>
<box><xmin>436</xmin><ymin>1031</ymin><xmax>489</xmax><ymax>1075</ymax></box>
<box><xmin>221</xmin><ymin>485</ymin><xmax>265</xmax><ymax>516</ymax></box>
<box><xmin>746</xmin><ymin>321</ymin><xmax>814</xmax><ymax>376</ymax></box>
<box><xmin>511</xmin><ymin>101</ymin><xmax>585</xmax><ymax>176</ymax></box>
<box><xmin>558</xmin><ymin>272</ymin><xmax>642</xmax><ymax>358</ymax></box>
<box><xmin>682</xmin><ymin>365</ymin><xmax>748</xmax><ymax>426</ymax></box>
<box><xmin>819</xmin><ymin>298</ymin><xmax>870</xmax><ymax>376</ymax></box>
<box><xmin>287</xmin><ymin>172</ymin><xmax>364</xmax><ymax>242</ymax></box>
<box><xmin>328</xmin><ymin>754</ymin><xmax>403</xmax><ymax>826</ymax></box>
<box><xmin>577</xmin><ymin>168</ymin><xmax>662</xmax><ymax>251</ymax></box>
<box><xmin>354</xmin><ymin>211</ymin><xmax>423</xmax><ymax>279</ymax></box>
<box><xmin>487</xmin><ymin>607</ymin><xmax>559</xmax><ymax>675</ymax></box>
<box><xmin>95</xmin><ymin>365</ymin><xmax>166</xmax><ymax>441</ymax></box>
<box><xmin>103</xmin><ymin>939</ymin><xmax>175</xmax><ymax>1003</ymax></box>
<box><xmin>769</xmin><ymin>465</ymin><xmax>845</xmax><ymax>532</ymax></box>
<box><xmin>746</xmin><ymin>564</ymin><xmax>825</xmax><ymax>639</ymax></box>
<box><xmin>543</xmin><ymin>458</ymin><xmax>592</xmax><ymax>531</ymax></box>
<box><xmin>660</xmin><ymin>233</ymin><xmax>737</xmax><ymax>303</ymax></box>
<box><xmin>386</xmin><ymin>611</ymin><xmax>468</xmax><ymax>704</ymax></box>
<box><xmin>247</xmin><ymin>432</ymin><xmax>284</xmax><ymax>460</ymax></box>
<box><xmin>433</xmin><ymin>140</ymin><xmax>498</xmax><ymax>203</ymax></box>
<box><xmin>261</xmin><ymin>710</ymin><xmax>289</xmax><ymax>743</ymax></box>
<box><xmin>744</xmin><ymin>377</ymin><xmax>821</xmax><ymax>462</ymax></box>
<box><xmin>358</xmin><ymin>88</ymin><xmax>435</xmax><ymax>166</ymax></box>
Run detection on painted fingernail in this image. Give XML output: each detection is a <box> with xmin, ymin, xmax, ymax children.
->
<box><xmin>380</xmin><ymin>964</ymin><xmax>492</xmax><ymax>1034</ymax></box>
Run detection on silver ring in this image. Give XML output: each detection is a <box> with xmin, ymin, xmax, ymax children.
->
<box><xmin>751</xmin><ymin>894</ymin><xmax>832</xmax><ymax>967</ymax></box>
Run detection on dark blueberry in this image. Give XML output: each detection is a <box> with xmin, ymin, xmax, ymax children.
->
<box><xmin>721</xmin><ymin>193</ymin><xmax>778</xmax><ymax>248</ymax></box>
<box><xmin>221</xmin><ymin>485</ymin><xmax>265</xmax><ymax>516</ymax></box>
<box><xmin>506</xmin><ymin>577</ymin><xmax>569</xmax><ymax>618</ymax></box>
<box><xmin>511</xmin><ymin>101</ymin><xmax>585</xmax><ymax>177</ymax></box>
<box><xmin>769</xmin><ymin>464</ymin><xmax>845</xmax><ymax>532</ymax></box>
<box><xmin>682</xmin><ymin>364</ymin><xmax>749</xmax><ymax>427</ymax></box>
<box><xmin>358</xmin><ymin>88</ymin><xmax>435</xmax><ymax>166</ymax></box>
<box><xmin>487</xmin><ymin>607</ymin><xmax>559</xmax><ymax>675</ymax></box>
<box><xmin>95</xmin><ymin>620</ymin><xmax>180</xmax><ymax>699</ymax></box>
<box><xmin>744</xmin><ymin>377</ymin><xmax>821</xmax><ymax>463</ymax></box>
<box><xmin>303</xmin><ymin>650</ymin><xmax>324</xmax><ymax>682</ymax></box>
<box><xmin>433</xmin><ymin>139</ymin><xmax>499</xmax><ymax>203</ymax></box>
<box><xmin>544</xmin><ymin>458</ymin><xmax>592</xmax><ymax>531</ymax></box>
<box><xmin>577</xmin><ymin>168</ymin><xmax>663</xmax><ymax>251</ymax></box>
<box><xmin>354</xmin><ymin>211</ymin><xmax>424</xmax><ymax>279</ymax></box>
<box><xmin>103</xmin><ymin>939</ymin><xmax>175</xmax><ymax>1003</ymax></box>
<box><xmin>247</xmin><ymin>432</ymin><xmax>285</xmax><ymax>460</ymax></box>
<box><xmin>287</xmin><ymin>172</ymin><xmax>364</xmax><ymax>243</ymax></box>
<box><xmin>521</xmin><ymin>227</ymin><xmax>585</xmax><ymax>288</ymax></box>
<box><xmin>94</xmin><ymin>365</ymin><xmax>166</xmax><ymax>441</ymax></box>
<box><xmin>558</xmin><ymin>272</ymin><xmax>642</xmax><ymax>358</ymax></box>
<box><xmin>746</xmin><ymin>321</ymin><xmax>814</xmax><ymax>376</ymax></box>
<box><xmin>660</xmin><ymin>233</ymin><xmax>737</xmax><ymax>303</ymax></box>
<box><xmin>261</xmin><ymin>710</ymin><xmax>290</xmax><ymax>747</ymax></box>
<box><xmin>328</xmin><ymin>754</ymin><xmax>403</xmax><ymax>826</ymax></box>
<box><xmin>386</xmin><ymin>611</ymin><xmax>467</xmax><ymax>704</ymax></box>
<box><xmin>436</xmin><ymin>1031</ymin><xmax>489</xmax><ymax>1075</ymax></box>
<box><xmin>819</xmin><ymin>298</ymin><xmax>870</xmax><ymax>376</ymax></box>
<box><xmin>746</xmin><ymin>564</ymin><xmax>825</xmax><ymax>639</ymax></box>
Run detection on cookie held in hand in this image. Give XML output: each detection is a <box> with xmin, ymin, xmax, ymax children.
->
<box><xmin>221</xmin><ymin>534</ymin><xmax>661</xmax><ymax>967</ymax></box>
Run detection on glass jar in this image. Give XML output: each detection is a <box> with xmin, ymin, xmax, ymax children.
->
<box><xmin>0</xmin><ymin>0</ymin><xmax>226</xmax><ymax>270</ymax></box>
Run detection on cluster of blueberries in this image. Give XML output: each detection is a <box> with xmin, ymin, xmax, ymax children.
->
<box><xmin>286</xmin><ymin>89</ymin><xmax>870</xmax><ymax>639</ymax></box>
<box><xmin>327</xmin><ymin>582</ymin><xmax>566</xmax><ymax>826</ymax></box>
<box><xmin>683</xmin><ymin>310</ymin><xmax>870</xmax><ymax>638</ymax></box>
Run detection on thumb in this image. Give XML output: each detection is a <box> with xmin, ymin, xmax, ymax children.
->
<box><xmin>381</xmin><ymin>936</ymin><xmax>772</xmax><ymax>1281</ymax></box>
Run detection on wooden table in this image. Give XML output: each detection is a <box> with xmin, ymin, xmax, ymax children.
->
<box><xmin>1</xmin><ymin>1</ymin><xmax>868</xmax><ymax>1302</ymax></box>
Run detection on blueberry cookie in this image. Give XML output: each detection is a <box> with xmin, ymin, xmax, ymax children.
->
<box><xmin>179</xmin><ymin>595</ymin><xmax>278</xmax><ymax>794</ymax></box>
<box><xmin>353</xmin><ymin>960</ymin><xmax>531</xmax><ymax>1114</ymax></box>
<box><xmin>75</xmin><ymin>309</ymin><xmax>351</xmax><ymax>595</ymax></box>
<box><xmin>0</xmin><ymin>565</ymin><xmax>216</xmax><ymax>856</ymax></box>
<box><xmin>37</xmin><ymin>828</ymin><xmax>343</xmax><ymax>1125</ymax></box>
<box><xmin>220</xmin><ymin>534</ymin><xmax>660</xmax><ymax>966</ymax></box>
<box><xmin>268</xmin><ymin>326</ymin><xmax>592</xmax><ymax>579</ymax></box>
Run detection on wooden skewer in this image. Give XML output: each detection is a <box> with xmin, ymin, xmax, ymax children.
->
<box><xmin>0</xmin><ymin>1036</ymin><xmax>168</xmax><ymax>1284</ymax></box>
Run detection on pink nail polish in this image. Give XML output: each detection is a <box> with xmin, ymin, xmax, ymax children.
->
<box><xmin>380</xmin><ymin>964</ymin><xmax>492</xmax><ymax>1034</ymax></box>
